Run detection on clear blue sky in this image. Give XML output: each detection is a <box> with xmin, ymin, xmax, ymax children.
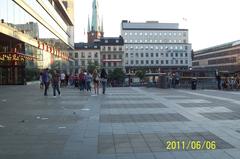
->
<box><xmin>75</xmin><ymin>0</ymin><xmax>240</xmax><ymax>50</ymax></box>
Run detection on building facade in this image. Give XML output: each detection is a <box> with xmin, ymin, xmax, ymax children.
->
<box><xmin>121</xmin><ymin>20</ymin><xmax>192</xmax><ymax>73</ymax></box>
<box><xmin>70</xmin><ymin>43</ymin><xmax>101</xmax><ymax>73</ymax></box>
<box><xmin>0</xmin><ymin>0</ymin><xmax>74</xmax><ymax>84</ymax></box>
<box><xmin>100</xmin><ymin>37</ymin><xmax>124</xmax><ymax>73</ymax></box>
<box><xmin>193</xmin><ymin>40</ymin><xmax>240</xmax><ymax>72</ymax></box>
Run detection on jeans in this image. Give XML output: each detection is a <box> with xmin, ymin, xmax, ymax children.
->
<box><xmin>86</xmin><ymin>81</ymin><xmax>91</xmax><ymax>91</ymax></box>
<box><xmin>102</xmin><ymin>80</ymin><xmax>107</xmax><ymax>94</ymax></box>
<box><xmin>44</xmin><ymin>82</ymin><xmax>49</xmax><ymax>96</ymax></box>
<box><xmin>53</xmin><ymin>83</ymin><xmax>60</xmax><ymax>96</ymax></box>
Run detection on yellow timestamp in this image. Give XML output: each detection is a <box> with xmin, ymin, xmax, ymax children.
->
<box><xmin>166</xmin><ymin>140</ymin><xmax>216</xmax><ymax>151</ymax></box>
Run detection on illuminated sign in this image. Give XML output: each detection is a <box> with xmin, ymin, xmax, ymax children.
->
<box><xmin>0</xmin><ymin>53</ymin><xmax>36</xmax><ymax>62</ymax></box>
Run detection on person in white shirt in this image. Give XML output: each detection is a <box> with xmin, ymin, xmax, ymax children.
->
<box><xmin>60</xmin><ymin>72</ymin><xmax>65</xmax><ymax>87</ymax></box>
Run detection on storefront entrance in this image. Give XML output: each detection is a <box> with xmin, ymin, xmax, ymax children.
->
<box><xmin>0</xmin><ymin>66</ymin><xmax>25</xmax><ymax>85</ymax></box>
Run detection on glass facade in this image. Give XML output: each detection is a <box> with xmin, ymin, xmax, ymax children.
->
<box><xmin>0</xmin><ymin>0</ymin><xmax>74</xmax><ymax>84</ymax></box>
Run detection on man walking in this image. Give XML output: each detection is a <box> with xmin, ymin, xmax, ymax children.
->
<box><xmin>100</xmin><ymin>68</ymin><xmax>108</xmax><ymax>94</ymax></box>
<box><xmin>52</xmin><ymin>70</ymin><xmax>61</xmax><ymax>96</ymax></box>
<box><xmin>42</xmin><ymin>68</ymin><xmax>50</xmax><ymax>96</ymax></box>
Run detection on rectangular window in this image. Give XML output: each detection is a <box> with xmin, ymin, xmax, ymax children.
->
<box><xmin>156</xmin><ymin>53</ymin><xmax>159</xmax><ymax>57</ymax></box>
<box><xmin>88</xmin><ymin>52</ymin><xmax>91</xmax><ymax>58</ymax></box>
<box><xmin>156</xmin><ymin>60</ymin><xmax>159</xmax><ymax>64</ymax></box>
<box><xmin>113</xmin><ymin>54</ymin><xmax>117</xmax><ymax>59</ymax></box>
<box><xmin>136</xmin><ymin>60</ymin><xmax>139</xmax><ymax>64</ymax></box>
<box><xmin>95</xmin><ymin>53</ymin><xmax>98</xmax><ymax>58</ymax></box>
<box><xmin>146</xmin><ymin>53</ymin><xmax>149</xmax><ymax>57</ymax></box>
<box><xmin>180</xmin><ymin>60</ymin><xmax>183</xmax><ymax>64</ymax></box>
<box><xmin>119</xmin><ymin>47</ymin><xmax>122</xmax><ymax>51</ymax></box>
<box><xmin>151</xmin><ymin>60</ymin><xmax>154</xmax><ymax>64</ymax></box>
<box><xmin>136</xmin><ymin>53</ymin><xmax>139</xmax><ymax>57</ymax></box>
<box><xmin>175</xmin><ymin>53</ymin><xmax>178</xmax><ymax>57</ymax></box>
<box><xmin>131</xmin><ymin>60</ymin><xmax>134</xmax><ymax>65</ymax></box>
<box><xmin>81</xmin><ymin>52</ymin><xmax>85</xmax><ymax>58</ymax></box>
<box><xmin>141</xmin><ymin>53</ymin><xmax>144</xmax><ymax>57</ymax></box>
<box><xmin>75</xmin><ymin>52</ymin><xmax>78</xmax><ymax>58</ymax></box>
<box><xmin>151</xmin><ymin>53</ymin><xmax>154</xmax><ymax>57</ymax></box>
<box><xmin>185</xmin><ymin>60</ymin><xmax>188</xmax><ymax>64</ymax></box>
<box><xmin>125</xmin><ymin>53</ymin><xmax>128</xmax><ymax>57</ymax></box>
<box><xmin>166</xmin><ymin>60</ymin><xmax>169</xmax><ymax>64</ymax></box>
<box><xmin>108</xmin><ymin>47</ymin><xmax>111</xmax><ymax>51</ymax></box>
<box><xmin>113</xmin><ymin>47</ymin><xmax>117</xmax><ymax>51</ymax></box>
<box><xmin>146</xmin><ymin>60</ymin><xmax>149</xmax><ymax>64</ymax></box>
<box><xmin>141</xmin><ymin>60</ymin><xmax>144</xmax><ymax>64</ymax></box>
<box><xmin>82</xmin><ymin>60</ymin><xmax>85</xmax><ymax>66</ymax></box>
<box><xmin>161</xmin><ymin>60</ymin><xmax>164</xmax><ymax>64</ymax></box>
<box><xmin>108</xmin><ymin>54</ymin><xmax>111</xmax><ymax>59</ymax></box>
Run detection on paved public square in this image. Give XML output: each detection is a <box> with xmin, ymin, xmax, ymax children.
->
<box><xmin>1</xmin><ymin>85</ymin><xmax>240</xmax><ymax>159</ymax></box>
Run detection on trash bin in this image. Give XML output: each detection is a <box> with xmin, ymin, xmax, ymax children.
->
<box><xmin>191</xmin><ymin>77</ymin><xmax>197</xmax><ymax>90</ymax></box>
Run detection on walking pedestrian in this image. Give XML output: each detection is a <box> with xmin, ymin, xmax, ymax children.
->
<box><xmin>42</xmin><ymin>68</ymin><xmax>51</xmax><ymax>96</ymax></box>
<box><xmin>60</xmin><ymin>72</ymin><xmax>65</xmax><ymax>87</ymax></box>
<box><xmin>92</xmin><ymin>69</ymin><xmax>100</xmax><ymax>94</ymax></box>
<box><xmin>79</xmin><ymin>70</ymin><xmax>85</xmax><ymax>91</ymax></box>
<box><xmin>86</xmin><ymin>71</ymin><xmax>92</xmax><ymax>92</ymax></box>
<box><xmin>100</xmin><ymin>68</ymin><xmax>108</xmax><ymax>94</ymax></box>
<box><xmin>39</xmin><ymin>72</ymin><xmax>43</xmax><ymax>89</ymax></box>
<box><xmin>216</xmin><ymin>73</ymin><xmax>221</xmax><ymax>90</ymax></box>
<box><xmin>52</xmin><ymin>70</ymin><xmax>61</xmax><ymax>97</ymax></box>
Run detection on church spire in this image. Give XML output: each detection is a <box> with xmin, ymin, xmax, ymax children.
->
<box><xmin>91</xmin><ymin>0</ymin><xmax>100</xmax><ymax>32</ymax></box>
<box><xmin>101</xmin><ymin>16</ymin><xmax>104</xmax><ymax>32</ymax></box>
<box><xmin>88</xmin><ymin>15</ymin><xmax>90</xmax><ymax>32</ymax></box>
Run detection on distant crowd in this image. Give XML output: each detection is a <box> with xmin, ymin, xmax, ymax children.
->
<box><xmin>39</xmin><ymin>68</ymin><xmax>108</xmax><ymax>97</ymax></box>
<box><xmin>216</xmin><ymin>74</ymin><xmax>240</xmax><ymax>90</ymax></box>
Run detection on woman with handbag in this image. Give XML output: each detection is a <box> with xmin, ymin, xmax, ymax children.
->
<box><xmin>92</xmin><ymin>69</ymin><xmax>99</xmax><ymax>94</ymax></box>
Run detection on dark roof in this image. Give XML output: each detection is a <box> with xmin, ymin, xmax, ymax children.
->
<box><xmin>194</xmin><ymin>40</ymin><xmax>240</xmax><ymax>55</ymax></box>
<box><xmin>100</xmin><ymin>36</ymin><xmax>124</xmax><ymax>45</ymax></box>
<box><xmin>74</xmin><ymin>42</ymin><xmax>100</xmax><ymax>50</ymax></box>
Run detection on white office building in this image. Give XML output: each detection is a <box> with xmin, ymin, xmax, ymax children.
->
<box><xmin>121</xmin><ymin>20</ymin><xmax>192</xmax><ymax>73</ymax></box>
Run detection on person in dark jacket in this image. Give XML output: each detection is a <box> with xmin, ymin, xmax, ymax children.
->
<box><xmin>100</xmin><ymin>68</ymin><xmax>108</xmax><ymax>94</ymax></box>
<box><xmin>42</xmin><ymin>68</ymin><xmax>50</xmax><ymax>96</ymax></box>
<box><xmin>52</xmin><ymin>70</ymin><xmax>61</xmax><ymax>96</ymax></box>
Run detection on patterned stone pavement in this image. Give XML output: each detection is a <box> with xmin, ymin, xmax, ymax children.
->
<box><xmin>1</xmin><ymin>85</ymin><xmax>240</xmax><ymax>159</ymax></box>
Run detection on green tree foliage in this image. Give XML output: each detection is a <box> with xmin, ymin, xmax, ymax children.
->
<box><xmin>135</xmin><ymin>70</ymin><xmax>146</xmax><ymax>80</ymax></box>
<box><xmin>87</xmin><ymin>61</ymin><xmax>99</xmax><ymax>73</ymax></box>
<box><xmin>108</xmin><ymin>68</ymin><xmax>125</xmax><ymax>82</ymax></box>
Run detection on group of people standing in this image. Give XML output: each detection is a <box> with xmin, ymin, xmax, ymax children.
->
<box><xmin>39</xmin><ymin>68</ymin><xmax>108</xmax><ymax>96</ymax></box>
<box><xmin>78</xmin><ymin>68</ymin><xmax>108</xmax><ymax>94</ymax></box>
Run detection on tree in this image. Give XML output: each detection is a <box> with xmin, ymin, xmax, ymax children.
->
<box><xmin>87</xmin><ymin>61</ymin><xmax>99</xmax><ymax>73</ymax></box>
<box><xmin>135</xmin><ymin>70</ymin><xmax>145</xmax><ymax>81</ymax></box>
<box><xmin>108</xmin><ymin>68</ymin><xmax>125</xmax><ymax>86</ymax></box>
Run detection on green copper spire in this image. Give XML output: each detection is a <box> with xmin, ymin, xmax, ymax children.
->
<box><xmin>91</xmin><ymin>0</ymin><xmax>100</xmax><ymax>32</ymax></box>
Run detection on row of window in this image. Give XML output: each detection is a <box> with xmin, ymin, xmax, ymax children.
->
<box><xmin>75</xmin><ymin>60</ymin><xmax>99</xmax><ymax>66</ymax></box>
<box><xmin>126</xmin><ymin>60</ymin><xmax>188</xmax><ymax>65</ymax></box>
<box><xmin>102</xmin><ymin>54</ymin><xmax>123</xmax><ymax>59</ymax></box>
<box><xmin>124</xmin><ymin>32</ymin><xmax>186</xmax><ymax>37</ymax></box>
<box><xmin>126</xmin><ymin>45</ymin><xmax>188</xmax><ymax>50</ymax></box>
<box><xmin>102</xmin><ymin>62</ymin><xmax>122</xmax><ymax>67</ymax></box>
<box><xmin>101</xmin><ymin>46</ymin><xmax>123</xmax><ymax>51</ymax></box>
<box><xmin>125</xmin><ymin>39</ymin><xmax>187</xmax><ymax>44</ymax></box>
<box><xmin>70</xmin><ymin>52</ymin><xmax>99</xmax><ymax>58</ymax></box>
<box><xmin>125</xmin><ymin>52</ymin><xmax>188</xmax><ymax>58</ymax></box>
